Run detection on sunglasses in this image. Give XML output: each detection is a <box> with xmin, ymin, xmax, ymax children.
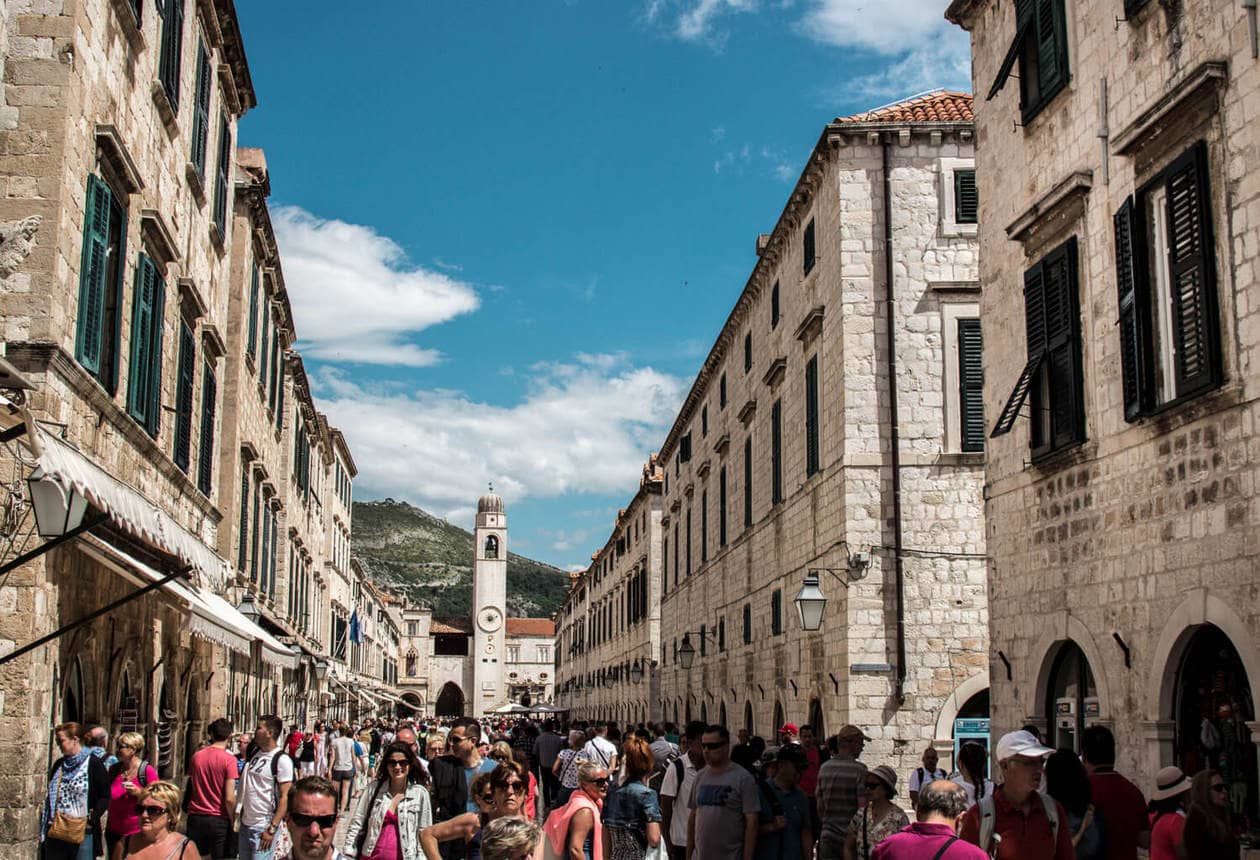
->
<box><xmin>290</xmin><ymin>812</ymin><xmax>338</xmax><ymax>829</ymax></box>
<box><xmin>137</xmin><ymin>805</ymin><xmax>167</xmax><ymax>818</ymax></box>
<box><xmin>499</xmin><ymin>781</ymin><xmax>527</xmax><ymax>794</ymax></box>
<box><xmin>701</xmin><ymin>742</ymin><xmax>725</xmax><ymax>750</ymax></box>
<box><xmin>585</xmin><ymin>778</ymin><xmax>609</xmax><ymax>787</ymax></box>
<box><xmin>480</xmin><ymin>792</ymin><xmax>495</xmax><ymax>803</ymax></box>
<box><xmin>386</xmin><ymin>759</ymin><xmax>409</xmax><ymax>768</ymax></box>
<box><xmin>1210</xmin><ymin>784</ymin><xmax>1228</xmax><ymax>793</ymax></box>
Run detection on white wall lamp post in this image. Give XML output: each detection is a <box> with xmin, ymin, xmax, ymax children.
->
<box><xmin>794</xmin><ymin>553</ymin><xmax>871</xmax><ymax>632</ymax></box>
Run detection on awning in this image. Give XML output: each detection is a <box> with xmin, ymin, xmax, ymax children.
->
<box><xmin>193</xmin><ymin>589</ymin><xmax>298</xmax><ymax>669</ymax></box>
<box><xmin>31</xmin><ymin>426</ymin><xmax>231</xmax><ymax>591</ymax></box>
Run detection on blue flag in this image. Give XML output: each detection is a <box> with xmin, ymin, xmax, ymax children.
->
<box><xmin>349</xmin><ymin>609</ymin><xmax>361</xmax><ymax>644</ymax></box>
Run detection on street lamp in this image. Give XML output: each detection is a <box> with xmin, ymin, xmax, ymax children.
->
<box><xmin>630</xmin><ymin>660</ymin><xmax>643</xmax><ymax>685</ymax></box>
<box><xmin>236</xmin><ymin>593</ymin><xmax>261</xmax><ymax>623</ymax></box>
<box><xmin>26</xmin><ymin>468</ymin><xmax>88</xmax><ymax>537</ymax></box>
<box><xmin>314</xmin><ymin>658</ymin><xmax>328</xmax><ymax>681</ymax></box>
<box><xmin>678</xmin><ymin>634</ymin><xmax>696</xmax><ymax>670</ymax></box>
<box><xmin>795</xmin><ymin>571</ymin><xmax>828</xmax><ymax>631</ymax></box>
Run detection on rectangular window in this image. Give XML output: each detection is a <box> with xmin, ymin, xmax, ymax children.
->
<box><xmin>803</xmin><ymin>219</ymin><xmax>816</xmax><ymax>275</ymax></box>
<box><xmin>771</xmin><ymin>589</ymin><xmax>782</xmax><ymax>636</ymax></box>
<box><xmin>157</xmin><ymin>0</ymin><xmax>185</xmax><ymax>109</ymax></box>
<box><xmin>259</xmin><ymin>302</ymin><xmax>270</xmax><ymax>387</ymax></box>
<box><xmin>246</xmin><ymin>263</ymin><xmax>260</xmax><ymax>360</ymax></box>
<box><xmin>771</xmin><ymin>281</ymin><xmax>780</xmax><ymax>328</ymax></box>
<box><xmin>957</xmin><ymin>318</ymin><xmax>985</xmax><ymax>452</ymax></box>
<box><xmin>700</xmin><ymin>490</ymin><xmax>708</xmax><ymax>563</ymax></box>
<box><xmin>718</xmin><ymin>466</ymin><xmax>727</xmax><ymax>547</ymax></box>
<box><xmin>719</xmin><ymin>373</ymin><xmax>727</xmax><ymax>408</ymax></box>
<box><xmin>679</xmin><ymin>432</ymin><xmax>692</xmax><ymax>463</ymax></box>
<box><xmin>954</xmin><ymin>169</ymin><xmax>978</xmax><ymax>223</ymax></box>
<box><xmin>700</xmin><ymin>623</ymin><xmax>707</xmax><ymax>657</ymax></box>
<box><xmin>259</xmin><ymin>494</ymin><xmax>271</xmax><ymax>592</ymax></box>
<box><xmin>662</xmin><ymin>536</ymin><xmax>668</xmax><ymax>594</ymax></box>
<box><xmin>197</xmin><ymin>362</ymin><xmax>217</xmax><ymax>495</ymax></box>
<box><xmin>267</xmin><ymin>328</ymin><xmax>280</xmax><ymax>413</ymax></box>
<box><xmin>190</xmin><ymin>40</ymin><xmax>212</xmax><ymax>182</ymax></box>
<box><xmin>743</xmin><ymin>436</ymin><xmax>753</xmax><ymax>528</ymax></box>
<box><xmin>805</xmin><ymin>355</ymin><xmax>820</xmax><ymax>476</ymax></box>
<box><xmin>673</xmin><ymin>523</ymin><xmax>679</xmax><ymax>587</ymax></box>
<box><xmin>742</xmin><ymin>603</ymin><xmax>752</xmax><ymax>644</ymax></box>
<box><xmin>75</xmin><ymin>175</ymin><xmax>127</xmax><ymax>394</ymax></box>
<box><xmin>250</xmin><ymin>474</ymin><xmax>261</xmax><ymax>584</ymax></box>
<box><xmin>173</xmin><ymin>320</ymin><xmax>196</xmax><ymax>472</ymax></box>
<box><xmin>1115</xmin><ymin>141</ymin><xmax>1220</xmax><ymax>419</ymax></box>
<box><xmin>991</xmin><ymin>238</ymin><xmax>1084</xmax><ymax>457</ymax></box>
<box><xmin>701</xmin><ymin>405</ymin><xmax>708</xmax><ymax>437</ymax></box>
<box><xmin>718</xmin><ymin>618</ymin><xmax>726</xmax><ymax>651</ymax></box>
<box><xmin>126</xmin><ymin>254</ymin><xmax>166</xmax><ymax>438</ymax></box>
<box><xmin>771</xmin><ymin>399</ymin><xmax>783</xmax><ymax>504</ymax></box>
<box><xmin>685</xmin><ymin>508</ymin><xmax>692</xmax><ymax>577</ymax></box>
<box><xmin>213</xmin><ymin>113</ymin><xmax>231</xmax><ymax>235</ymax></box>
<box><xmin>744</xmin><ymin>332</ymin><xmax>752</xmax><ymax>372</ymax></box>
<box><xmin>237</xmin><ymin>464</ymin><xmax>249</xmax><ymax>571</ymax></box>
<box><xmin>988</xmin><ymin>0</ymin><xmax>1070</xmax><ymax>122</ymax></box>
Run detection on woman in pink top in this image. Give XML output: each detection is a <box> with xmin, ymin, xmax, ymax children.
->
<box><xmin>1148</xmin><ymin>766</ymin><xmax>1191</xmax><ymax>860</ymax></box>
<box><xmin>104</xmin><ymin>732</ymin><xmax>160</xmax><ymax>858</ymax></box>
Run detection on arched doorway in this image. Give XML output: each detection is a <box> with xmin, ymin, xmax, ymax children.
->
<box><xmin>435</xmin><ymin>682</ymin><xmax>465</xmax><ymax>717</ymax></box>
<box><xmin>700</xmin><ymin>702</ymin><xmax>708</xmax><ymax>724</ymax></box>
<box><xmin>398</xmin><ymin>692</ymin><xmax>424</xmax><ymax>720</ymax></box>
<box><xmin>808</xmin><ymin>699</ymin><xmax>825</xmax><ymax>740</ymax></box>
<box><xmin>1173</xmin><ymin>624</ymin><xmax>1256</xmax><ymax>818</ymax></box>
<box><xmin>62</xmin><ymin>658</ymin><xmax>84</xmax><ymax>724</ymax></box>
<box><xmin>1044</xmin><ymin>641</ymin><xmax>1098</xmax><ymax>753</ymax></box>
<box><xmin>744</xmin><ymin>701</ymin><xmax>754</xmax><ymax>736</ymax></box>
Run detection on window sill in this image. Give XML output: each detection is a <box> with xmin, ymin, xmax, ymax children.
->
<box><xmin>1029</xmin><ymin>437</ymin><xmax>1094</xmax><ymax>473</ymax></box>
<box><xmin>1020</xmin><ymin>77</ymin><xmax>1070</xmax><ymax>129</ymax></box>
<box><xmin>185</xmin><ymin>162</ymin><xmax>207</xmax><ymax>205</ymax></box>
<box><xmin>150</xmin><ymin>80</ymin><xmax>180</xmax><ymax>135</ymax></box>
<box><xmin>1128</xmin><ymin>381</ymin><xmax>1240</xmax><ymax>436</ymax></box>
<box><xmin>208</xmin><ymin>222</ymin><xmax>226</xmax><ymax>255</ymax></box>
<box><xmin>938</xmin><ymin>452</ymin><xmax>984</xmax><ymax>466</ymax></box>
<box><xmin>108</xmin><ymin>0</ymin><xmax>145</xmax><ymax>50</ymax></box>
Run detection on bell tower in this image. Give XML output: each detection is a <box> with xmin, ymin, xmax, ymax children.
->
<box><xmin>472</xmin><ymin>485</ymin><xmax>507</xmax><ymax>711</ymax></box>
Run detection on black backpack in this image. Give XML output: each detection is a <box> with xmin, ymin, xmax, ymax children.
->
<box><xmin>648</xmin><ymin>756</ymin><xmax>684</xmax><ymax>796</ymax></box>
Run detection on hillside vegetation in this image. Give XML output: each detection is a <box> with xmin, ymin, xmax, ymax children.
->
<box><xmin>352</xmin><ymin>499</ymin><xmax>571</xmax><ymax>618</ymax></box>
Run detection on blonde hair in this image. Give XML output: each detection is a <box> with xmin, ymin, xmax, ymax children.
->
<box><xmin>481</xmin><ymin>816</ymin><xmax>542</xmax><ymax>860</ymax></box>
<box><xmin>490</xmin><ymin>741</ymin><xmax>514</xmax><ymax>761</ymax></box>
<box><xmin>117</xmin><ymin>732</ymin><xmax>145</xmax><ymax>754</ymax></box>
<box><xmin>139</xmin><ymin>780</ymin><xmax>183</xmax><ymax>828</ymax></box>
<box><xmin>577</xmin><ymin>760</ymin><xmax>606</xmax><ymax>783</ymax></box>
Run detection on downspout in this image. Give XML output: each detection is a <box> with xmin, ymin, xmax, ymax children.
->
<box><xmin>881</xmin><ymin>136</ymin><xmax>907</xmax><ymax>705</ymax></box>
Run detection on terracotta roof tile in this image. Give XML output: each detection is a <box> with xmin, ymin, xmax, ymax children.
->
<box><xmin>835</xmin><ymin>90</ymin><xmax>973</xmax><ymax>125</ymax></box>
<box><xmin>507</xmin><ymin>618</ymin><xmax>555</xmax><ymax>636</ymax></box>
<box><xmin>431</xmin><ymin>617</ymin><xmax>472</xmax><ymax>634</ymax></box>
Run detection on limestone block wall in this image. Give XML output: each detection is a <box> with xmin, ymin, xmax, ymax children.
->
<box><xmin>949</xmin><ymin>0</ymin><xmax>1260</xmax><ymax>781</ymax></box>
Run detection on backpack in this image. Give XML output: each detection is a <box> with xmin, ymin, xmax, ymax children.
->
<box><xmin>648</xmin><ymin>755</ymin><xmax>684</xmax><ymax>796</ymax></box>
<box><xmin>977</xmin><ymin>791</ymin><xmax>1058</xmax><ymax>856</ymax></box>
<box><xmin>247</xmin><ymin>750</ymin><xmax>293</xmax><ymax>814</ymax></box>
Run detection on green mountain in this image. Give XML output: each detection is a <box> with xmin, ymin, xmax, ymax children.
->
<box><xmin>351</xmin><ymin>499</ymin><xmax>572</xmax><ymax>619</ymax></box>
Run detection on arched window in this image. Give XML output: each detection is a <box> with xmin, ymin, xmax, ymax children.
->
<box><xmin>405</xmin><ymin>650</ymin><xmax>418</xmax><ymax>677</ymax></box>
<box><xmin>1045</xmin><ymin>641</ymin><xmax>1097</xmax><ymax>753</ymax></box>
<box><xmin>485</xmin><ymin>535</ymin><xmax>499</xmax><ymax>559</ymax></box>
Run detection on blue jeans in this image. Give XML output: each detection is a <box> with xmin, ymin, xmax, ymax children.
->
<box><xmin>237</xmin><ymin>825</ymin><xmax>275</xmax><ymax>860</ymax></box>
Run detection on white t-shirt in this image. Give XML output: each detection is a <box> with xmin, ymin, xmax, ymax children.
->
<box><xmin>240</xmin><ymin>749</ymin><xmax>294</xmax><ymax>828</ymax></box>
<box><xmin>582</xmin><ymin>736</ymin><xmax>616</xmax><ymax>770</ymax></box>
<box><xmin>660</xmin><ymin>757</ymin><xmax>699</xmax><ymax>848</ymax></box>
<box><xmin>949</xmin><ymin>773</ymin><xmax>995</xmax><ymax>809</ymax></box>
<box><xmin>330</xmin><ymin>736</ymin><xmax>356</xmax><ymax>772</ymax></box>
<box><xmin>908</xmin><ymin>766</ymin><xmax>949</xmax><ymax>794</ymax></box>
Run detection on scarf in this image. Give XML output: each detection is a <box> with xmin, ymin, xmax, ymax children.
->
<box><xmin>41</xmin><ymin>750</ymin><xmax>91</xmax><ymax>839</ymax></box>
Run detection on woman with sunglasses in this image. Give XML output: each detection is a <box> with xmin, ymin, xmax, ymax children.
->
<box><xmin>110</xmin><ymin>781</ymin><xmax>199</xmax><ymax>860</ymax></box>
<box><xmin>420</xmin><ymin>761</ymin><xmax>530</xmax><ymax>860</ymax></box>
<box><xmin>842</xmin><ymin>765</ymin><xmax>908</xmax><ymax>860</ymax></box>
<box><xmin>344</xmin><ymin>741</ymin><xmax>433</xmax><ymax>860</ymax></box>
<box><xmin>104</xmin><ymin>733</ymin><xmax>159</xmax><ymax>858</ymax></box>
<box><xmin>1182</xmin><ymin>769</ymin><xmax>1240</xmax><ymax>859</ymax></box>
<box><xmin>600</xmin><ymin>737</ymin><xmax>661</xmax><ymax>860</ymax></box>
<box><xmin>542</xmin><ymin>761</ymin><xmax>607</xmax><ymax>860</ymax></box>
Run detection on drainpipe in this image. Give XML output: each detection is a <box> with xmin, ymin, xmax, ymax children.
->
<box><xmin>881</xmin><ymin>137</ymin><xmax>907</xmax><ymax>706</ymax></box>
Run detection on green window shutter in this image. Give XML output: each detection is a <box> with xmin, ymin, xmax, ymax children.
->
<box><xmin>158</xmin><ymin>0</ymin><xmax>184</xmax><ymax>109</ymax></box>
<box><xmin>250</xmin><ymin>475</ymin><xmax>261</xmax><ymax>584</ymax></box>
<box><xmin>991</xmin><ymin>259</ymin><xmax>1049</xmax><ymax>437</ymax></box>
<box><xmin>213</xmin><ymin>115</ymin><xmax>231</xmax><ymax>231</ymax></box>
<box><xmin>259</xmin><ymin>495</ymin><xmax>271</xmax><ymax>593</ymax></box>
<box><xmin>237</xmin><ymin>465</ymin><xmax>249</xmax><ymax>571</ymax></box>
<box><xmin>805</xmin><ymin>355</ymin><xmax>820</xmax><ymax>475</ymax></box>
<box><xmin>1032</xmin><ymin>0</ymin><xmax>1068</xmax><ymax>105</ymax></box>
<box><xmin>1165</xmin><ymin>142</ymin><xmax>1220</xmax><ymax>397</ymax></box>
<box><xmin>1043</xmin><ymin>240</ymin><xmax>1082</xmax><ymax>450</ymax></box>
<box><xmin>743</xmin><ymin>435</ymin><xmax>753</xmax><ymax>528</ymax></box>
<box><xmin>771</xmin><ymin>589</ymin><xmax>782</xmax><ymax>636</ymax></box>
<box><xmin>190</xmin><ymin>41</ymin><xmax>212</xmax><ymax>181</ymax></box>
<box><xmin>197</xmin><ymin>363</ymin><xmax>217</xmax><ymax>495</ymax></box>
<box><xmin>957</xmin><ymin>319</ymin><xmax>986</xmax><ymax>452</ymax></box>
<box><xmin>1113</xmin><ymin>197</ymin><xmax>1148</xmax><ymax>421</ymax></box>
<box><xmin>246</xmin><ymin>264</ymin><xmax>259</xmax><ymax>359</ymax></box>
<box><xmin>173</xmin><ymin>320</ymin><xmax>195</xmax><ymax>471</ymax></box>
<box><xmin>803</xmin><ymin>218</ymin><xmax>816</xmax><ymax>275</ymax></box>
<box><xmin>771</xmin><ymin>398</ymin><xmax>783</xmax><ymax>504</ymax></box>
<box><xmin>76</xmin><ymin>175</ymin><xmax>112</xmax><ymax>377</ymax></box>
<box><xmin>127</xmin><ymin>255</ymin><xmax>165</xmax><ymax>437</ymax></box>
<box><xmin>672</xmin><ymin>523</ymin><xmax>679</xmax><ymax>586</ymax></box>
<box><xmin>718</xmin><ymin>465</ymin><xmax>727</xmax><ymax>547</ymax></box>
<box><xmin>954</xmin><ymin>170</ymin><xmax>979</xmax><ymax>223</ymax></box>
<box><xmin>685</xmin><ymin>508</ymin><xmax>691</xmax><ymax>576</ymax></box>
<box><xmin>700</xmin><ymin>489</ymin><xmax>708</xmax><ymax>563</ymax></box>
<box><xmin>275</xmin><ymin>362</ymin><xmax>285</xmax><ymax>430</ymax></box>
<box><xmin>268</xmin><ymin>329</ymin><xmax>280</xmax><ymax>412</ymax></box>
<box><xmin>259</xmin><ymin>301</ymin><xmax>270</xmax><ymax>383</ymax></box>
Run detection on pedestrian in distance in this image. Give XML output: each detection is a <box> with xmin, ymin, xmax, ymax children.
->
<box><xmin>816</xmin><ymin>725</ymin><xmax>870</xmax><ymax>860</ymax></box>
<box><xmin>1080</xmin><ymin>725</ymin><xmax>1149</xmax><ymax>860</ymax></box>
<box><xmin>299</xmin><ymin>731</ymin><xmax>318</xmax><ymax>778</ymax></box>
<box><xmin>958</xmin><ymin>730</ymin><xmax>1074</xmax><ymax>859</ymax></box>
<box><xmin>1146</xmin><ymin>766</ymin><xmax>1190</xmax><ymax>860</ymax></box>
<box><xmin>1181</xmin><ymin>769</ymin><xmax>1239</xmax><ymax>859</ymax></box>
<box><xmin>907</xmin><ymin>747</ymin><xmax>948</xmax><ymax>809</ymax></box>
<box><xmin>686</xmin><ymin>725</ymin><xmax>760</xmax><ymax>860</ymax></box>
<box><xmin>583</xmin><ymin>724</ymin><xmax>620</xmax><ymax>787</ymax></box>
<box><xmin>754</xmin><ymin>746</ymin><xmax>813</xmax><ymax>860</ymax></box>
<box><xmin>329</xmin><ymin>725</ymin><xmax>359</xmax><ymax>813</ymax></box>
<box><xmin>871</xmin><ymin>780</ymin><xmax>988</xmax><ymax>860</ymax></box>
<box><xmin>1044</xmin><ymin>748</ymin><xmax>1105</xmax><ymax>859</ymax></box>
<box><xmin>104</xmin><ymin>732</ymin><xmax>159</xmax><ymax>858</ymax></box>
<box><xmin>110</xmin><ymin>780</ymin><xmax>199</xmax><ymax>860</ymax></box>
<box><xmin>42</xmin><ymin>721</ymin><xmax>111</xmax><ymax>860</ymax></box>
<box><xmin>542</xmin><ymin>760</ymin><xmax>608</xmax><ymax>860</ymax></box>
<box><xmin>344</xmin><ymin>741</ymin><xmax>433</xmax><ymax>860</ymax></box>
<box><xmin>601</xmin><ymin>735</ymin><xmax>663</xmax><ymax>860</ymax></box>
<box><xmin>479</xmin><ymin>816</ymin><xmax>544</xmax><ymax>860</ymax></box>
<box><xmin>948</xmin><ymin>743</ymin><xmax>992</xmax><ymax>811</ymax></box>
<box><xmin>87</xmin><ymin>726</ymin><xmax>118</xmax><ymax>770</ymax></box>
<box><xmin>276</xmin><ymin>776</ymin><xmax>349</xmax><ymax>860</ymax></box>
<box><xmin>844</xmin><ymin>765</ymin><xmax>909</xmax><ymax>860</ymax></box>
<box><xmin>553</xmin><ymin>730</ymin><xmax>588</xmax><ymax>809</ymax></box>
<box><xmin>534</xmin><ymin>721</ymin><xmax>567</xmax><ymax>812</ymax></box>
<box><xmin>237</xmin><ymin>715</ymin><xmax>295</xmax><ymax>860</ymax></box>
<box><xmin>185</xmin><ymin>717</ymin><xmax>239</xmax><ymax>860</ymax></box>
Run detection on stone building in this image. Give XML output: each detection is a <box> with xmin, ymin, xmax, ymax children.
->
<box><xmin>393</xmin><ymin>490</ymin><xmax>556</xmax><ymax>717</ymax></box>
<box><xmin>554</xmin><ymin>458</ymin><xmax>664</xmax><ymax>724</ymax></box>
<box><xmin>947</xmin><ymin>0</ymin><xmax>1260</xmax><ymax>812</ymax></box>
<box><xmin>558</xmin><ymin>92</ymin><xmax>990</xmax><ymax>774</ymax></box>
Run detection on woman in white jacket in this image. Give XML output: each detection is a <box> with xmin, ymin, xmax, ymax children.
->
<box><xmin>344</xmin><ymin>741</ymin><xmax>434</xmax><ymax>860</ymax></box>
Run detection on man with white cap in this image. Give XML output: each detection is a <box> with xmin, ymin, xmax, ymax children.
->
<box><xmin>958</xmin><ymin>730</ymin><xmax>1074</xmax><ymax>859</ymax></box>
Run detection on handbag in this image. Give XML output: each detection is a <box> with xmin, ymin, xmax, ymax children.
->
<box><xmin>46</xmin><ymin>765</ymin><xmax>87</xmax><ymax>844</ymax></box>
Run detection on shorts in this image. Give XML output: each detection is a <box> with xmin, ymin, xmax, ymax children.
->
<box><xmin>332</xmin><ymin>768</ymin><xmax>355</xmax><ymax>781</ymax></box>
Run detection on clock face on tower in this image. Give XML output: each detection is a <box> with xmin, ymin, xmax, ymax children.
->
<box><xmin>477</xmin><ymin>606</ymin><xmax>503</xmax><ymax>633</ymax></box>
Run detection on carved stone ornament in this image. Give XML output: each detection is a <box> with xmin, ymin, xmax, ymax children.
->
<box><xmin>0</xmin><ymin>215</ymin><xmax>41</xmax><ymax>278</ymax></box>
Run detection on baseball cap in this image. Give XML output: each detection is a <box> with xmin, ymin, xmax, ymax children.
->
<box><xmin>836</xmin><ymin>724</ymin><xmax>870</xmax><ymax>742</ymax></box>
<box><xmin>994</xmin><ymin>730</ymin><xmax>1055</xmax><ymax>762</ymax></box>
<box><xmin>778</xmin><ymin>723</ymin><xmax>799</xmax><ymax>735</ymax></box>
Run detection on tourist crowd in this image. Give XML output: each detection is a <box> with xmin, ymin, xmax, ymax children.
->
<box><xmin>38</xmin><ymin>715</ymin><xmax>1246</xmax><ymax>860</ymax></box>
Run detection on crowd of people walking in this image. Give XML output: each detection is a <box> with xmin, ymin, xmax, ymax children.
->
<box><xmin>38</xmin><ymin>715</ymin><xmax>1248</xmax><ymax>859</ymax></box>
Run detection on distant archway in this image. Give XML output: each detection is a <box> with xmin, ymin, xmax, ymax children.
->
<box><xmin>485</xmin><ymin>536</ymin><xmax>499</xmax><ymax>559</ymax></box>
<box><xmin>62</xmin><ymin>657</ymin><xmax>84</xmax><ymax>725</ymax></box>
<box><xmin>398</xmin><ymin>692</ymin><xmax>424</xmax><ymax>720</ymax></box>
<box><xmin>435</xmin><ymin>682</ymin><xmax>465</xmax><ymax>717</ymax></box>
<box><xmin>808</xmin><ymin>699</ymin><xmax>825</xmax><ymax>740</ymax></box>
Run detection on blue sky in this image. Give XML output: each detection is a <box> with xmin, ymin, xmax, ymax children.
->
<box><xmin>234</xmin><ymin>1</ymin><xmax>970</xmax><ymax>569</ymax></box>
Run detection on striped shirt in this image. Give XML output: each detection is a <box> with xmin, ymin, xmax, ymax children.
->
<box><xmin>816</xmin><ymin>754</ymin><xmax>867</xmax><ymax>842</ymax></box>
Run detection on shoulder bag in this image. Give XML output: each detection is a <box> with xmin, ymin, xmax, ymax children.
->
<box><xmin>45</xmin><ymin>763</ymin><xmax>87</xmax><ymax>845</ymax></box>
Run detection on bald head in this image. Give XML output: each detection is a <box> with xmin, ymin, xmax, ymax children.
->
<box><xmin>87</xmin><ymin>726</ymin><xmax>108</xmax><ymax>748</ymax></box>
<box><xmin>396</xmin><ymin>727</ymin><xmax>418</xmax><ymax>753</ymax></box>
<box><xmin>916</xmin><ymin>780</ymin><xmax>969</xmax><ymax>824</ymax></box>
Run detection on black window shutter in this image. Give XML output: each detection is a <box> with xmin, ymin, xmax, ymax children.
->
<box><xmin>158</xmin><ymin>0</ymin><xmax>184</xmax><ymax>109</ymax></box>
<box><xmin>991</xmin><ymin>263</ymin><xmax>1048</xmax><ymax>437</ymax></box>
<box><xmin>771</xmin><ymin>589</ymin><xmax>782</xmax><ymax>635</ymax></box>
<box><xmin>1165</xmin><ymin>142</ymin><xmax>1220</xmax><ymax>397</ymax></box>
<box><xmin>986</xmin><ymin>0</ymin><xmax>1034</xmax><ymax>100</ymax></box>
<box><xmin>771</xmin><ymin>399</ymin><xmax>783</xmax><ymax>504</ymax></box>
<box><xmin>1113</xmin><ymin>197</ymin><xmax>1149</xmax><ymax>421</ymax></box>
<box><xmin>955</xmin><ymin>170</ymin><xmax>978</xmax><ymax>223</ymax></box>
<box><xmin>771</xmin><ymin>282</ymin><xmax>780</xmax><ymax>328</ymax></box>
<box><xmin>700</xmin><ymin>489</ymin><xmax>708</xmax><ymax>563</ymax></box>
<box><xmin>213</xmin><ymin>115</ymin><xmax>231</xmax><ymax>232</ymax></box>
<box><xmin>76</xmin><ymin>175</ymin><xmax>112</xmax><ymax>376</ymax></box>
<box><xmin>744</xmin><ymin>332</ymin><xmax>752</xmax><ymax>372</ymax></box>
<box><xmin>1044</xmin><ymin>240</ymin><xmax>1082</xmax><ymax>450</ymax></box>
<box><xmin>743</xmin><ymin>603</ymin><xmax>751</xmax><ymax>644</ymax></box>
<box><xmin>718</xmin><ymin>466</ymin><xmax>727</xmax><ymax>547</ymax></box>
<box><xmin>1034</xmin><ymin>0</ymin><xmax>1067</xmax><ymax>98</ymax></box>
<box><xmin>957</xmin><ymin>318</ymin><xmax>985</xmax><ymax>452</ymax></box>
<box><xmin>803</xmin><ymin>219</ymin><xmax>816</xmax><ymax>275</ymax></box>
<box><xmin>173</xmin><ymin>320</ymin><xmax>195</xmax><ymax>471</ymax></box>
<box><xmin>743</xmin><ymin>435</ymin><xmax>753</xmax><ymax>528</ymax></box>
<box><xmin>197</xmin><ymin>363</ymin><xmax>217</xmax><ymax>495</ymax></box>
<box><xmin>191</xmin><ymin>41</ymin><xmax>212</xmax><ymax>180</ymax></box>
<box><xmin>805</xmin><ymin>355</ymin><xmax>820</xmax><ymax>475</ymax></box>
<box><xmin>237</xmin><ymin>464</ymin><xmax>249</xmax><ymax>570</ymax></box>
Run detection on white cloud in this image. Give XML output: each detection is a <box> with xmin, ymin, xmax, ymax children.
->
<box><xmin>272</xmin><ymin>205</ymin><xmax>480</xmax><ymax>367</ymax></box>
<box><xmin>316</xmin><ymin>354</ymin><xmax>686</xmax><ymax>518</ymax></box>
<box><xmin>843</xmin><ymin>35</ymin><xmax>972</xmax><ymax>98</ymax></box>
<box><xmin>798</xmin><ymin>0</ymin><xmax>949</xmax><ymax>54</ymax></box>
<box><xmin>646</xmin><ymin>0</ymin><xmax>758</xmax><ymax>45</ymax></box>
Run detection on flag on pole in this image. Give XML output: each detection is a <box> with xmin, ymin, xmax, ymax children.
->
<box><xmin>349</xmin><ymin>609</ymin><xmax>361</xmax><ymax>644</ymax></box>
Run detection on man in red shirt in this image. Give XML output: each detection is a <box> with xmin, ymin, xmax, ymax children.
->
<box><xmin>959</xmin><ymin>730</ymin><xmax>1075</xmax><ymax>859</ymax></box>
<box><xmin>1081</xmin><ymin>725</ymin><xmax>1151</xmax><ymax>859</ymax></box>
<box><xmin>797</xmin><ymin>724</ymin><xmax>828</xmax><ymax>850</ymax></box>
<box><xmin>186</xmin><ymin>717</ymin><xmax>239</xmax><ymax>860</ymax></box>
